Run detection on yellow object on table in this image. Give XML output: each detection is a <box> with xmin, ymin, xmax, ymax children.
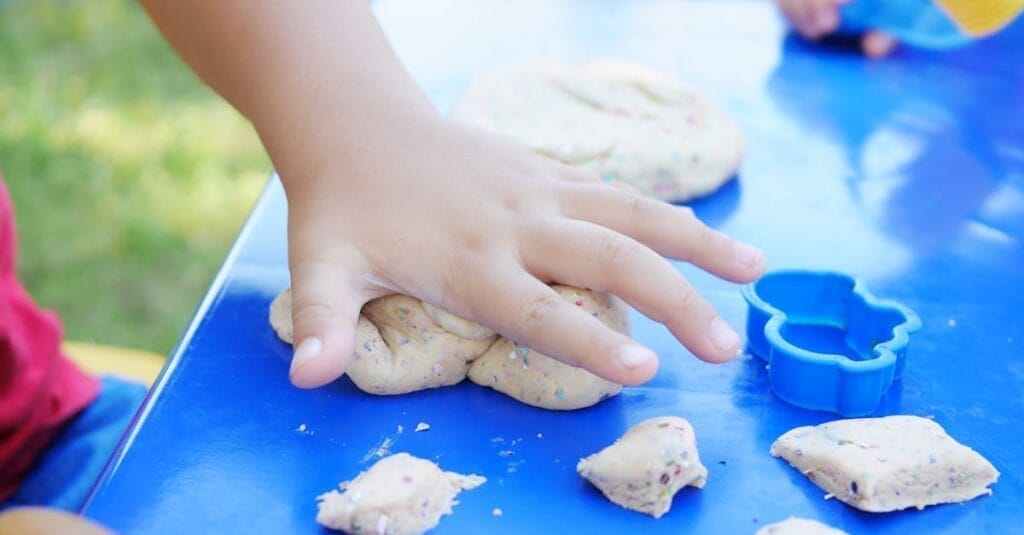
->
<box><xmin>62</xmin><ymin>341</ymin><xmax>166</xmax><ymax>386</ymax></box>
<box><xmin>936</xmin><ymin>0</ymin><xmax>1024</xmax><ymax>36</ymax></box>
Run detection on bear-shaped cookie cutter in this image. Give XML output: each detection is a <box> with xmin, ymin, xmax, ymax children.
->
<box><xmin>742</xmin><ymin>270</ymin><xmax>921</xmax><ymax>416</ymax></box>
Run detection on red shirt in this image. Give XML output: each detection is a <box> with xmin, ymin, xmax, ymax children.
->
<box><xmin>0</xmin><ymin>177</ymin><xmax>99</xmax><ymax>501</ymax></box>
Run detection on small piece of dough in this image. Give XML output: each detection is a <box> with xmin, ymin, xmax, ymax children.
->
<box><xmin>467</xmin><ymin>286</ymin><xmax>625</xmax><ymax>410</ymax></box>
<box><xmin>317</xmin><ymin>453</ymin><xmax>485</xmax><ymax>535</ymax></box>
<box><xmin>452</xmin><ymin>59</ymin><xmax>745</xmax><ymax>202</ymax></box>
<box><xmin>754</xmin><ymin>517</ymin><xmax>848</xmax><ymax>535</ymax></box>
<box><xmin>577</xmin><ymin>416</ymin><xmax>707</xmax><ymax>518</ymax></box>
<box><xmin>770</xmin><ymin>415</ymin><xmax>999</xmax><ymax>512</ymax></box>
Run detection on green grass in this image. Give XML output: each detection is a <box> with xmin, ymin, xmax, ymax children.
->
<box><xmin>0</xmin><ymin>0</ymin><xmax>270</xmax><ymax>354</ymax></box>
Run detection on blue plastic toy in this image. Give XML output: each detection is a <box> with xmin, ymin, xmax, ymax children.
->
<box><xmin>742</xmin><ymin>270</ymin><xmax>922</xmax><ymax>416</ymax></box>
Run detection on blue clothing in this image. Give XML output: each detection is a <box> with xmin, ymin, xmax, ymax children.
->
<box><xmin>0</xmin><ymin>377</ymin><xmax>146</xmax><ymax>512</ymax></box>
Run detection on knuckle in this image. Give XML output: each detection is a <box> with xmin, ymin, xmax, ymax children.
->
<box><xmin>514</xmin><ymin>293</ymin><xmax>562</xmax><ymax>336</ymax></box>
<box><xmin>292</xmin><ymin>302</ymin><xmax>334</xmax><ymax>327</ymax></box>
<box><xmin>584</xmin><ymin>324</ymin><xmax>615</xmax><ymax>352</ymax></box>
<box><xmin>596</xmin><ymin>233</ymin><xmax>639</xmax><ymax>264</ymax></box>
<box><xmin>675</xmin><ymin>284</ymin><xmax>698</xmax><ymax>309</ymax></box>
<box><xmin>696</xmin><ymin>220</ymin><xmax>713</xmax><ymax>245</ymax></box>
<box><xmin>623</xmin><ymin>193</ymin><xmax>646</xmax><ymax>217</ymax></box>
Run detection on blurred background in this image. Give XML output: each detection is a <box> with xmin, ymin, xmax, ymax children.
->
<box><xmin>1</xmin><ymin>0</ymin><xmax>270</xmax><ymax>354</ymax></box>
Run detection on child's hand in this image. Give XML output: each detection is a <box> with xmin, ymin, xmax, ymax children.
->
<box><xmin>282</xmin><ymin>114</ymin><xmax>766</xmax><ymax>388</ymax></box>
<box><xmin>144</xmin><ymin>0</ymin><xmax>765</xmax><ymax>389</ymax></box>
<box><xmin>775</xmin><ymin>0</ymin><xmax>898</xmax><ymax>58</ymax></box>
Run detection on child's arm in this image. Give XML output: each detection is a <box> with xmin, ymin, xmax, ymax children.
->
<box><xmin>142</xmin><ymin>0</ymin><xmax>766</xmax><ymax>389</ymax></box>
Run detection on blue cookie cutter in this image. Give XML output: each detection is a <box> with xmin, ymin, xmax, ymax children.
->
<box><xmin>742</xmin><ymin>270</ymin><xmax>921</xmax><ymax>416</ymax></box>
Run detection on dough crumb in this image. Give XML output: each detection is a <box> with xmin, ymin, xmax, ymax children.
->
<box><xmin>414</xmin><ymin>422</ymin><xmax>430</xmax><ymax>432</ymax></box>
<box><xmin>537</xmin><ymin>433</ymin><xmax>543</xmax><ymax>439</ymax></box>
<box><xmin>755</xmin><ymin>517</ymin><xmax>848</xmax><ymax>535</ymax></box>
<box><xmin>492</xmin><ymin>508</ymin><xmax>503</xmax><ymax>517</ymax></box>
<box><xmin>771</xmin><ymin>415</ymin><xmax>999</xmax><ymax>512</ymax></box>
<box><xmin>297</xmin><ymin>424</ymin><xmax>307</xmax><ymax>433</ymax></box>
<box><xmin>361</xmin><ymin>426</ymin><xmax>404</xmax><ymax>463</ymax></box>
<box><xmin>317</xmin><ymin>453</ymin><xmax>485</xmax><ymax>534</ymax></box>
<box><xmin>577</xmin><ymin>416</ymin><xmax>707</xmax><ymax>518</ymax></box>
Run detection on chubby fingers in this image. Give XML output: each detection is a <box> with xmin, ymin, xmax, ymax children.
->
<box><xmin>459</xmin><ymin>264</ymin><xmax>659</xmax><ymax>385</ymax></box>
<box><xmin>521</xmin><ymin>220</ymin><xmax>744</xmax><ymax>364</ymax></box>
<box><xmin>558</xmin><ymin>182</ymin><xmax>766</xmax><ymax>283</ymax></box>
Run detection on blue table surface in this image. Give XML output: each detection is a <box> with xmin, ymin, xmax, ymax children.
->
<box><xmin>83</xmin><ymin>1</ymin><xmax>1024</xmax><ymax>533</ymax></box>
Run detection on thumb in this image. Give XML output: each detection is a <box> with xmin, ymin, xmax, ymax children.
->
<box><xmin>287</xmin><ymin>262</ymin><xmax>368</xmax><ymax>389</ymax></box>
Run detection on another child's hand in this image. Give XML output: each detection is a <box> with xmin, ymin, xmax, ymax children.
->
<box><xmin>775</xmin><ymin>0</ymin><xmax>898</xmax><ymax>58</ymax></box>
<box><xmin>282</xmin><ymin>114</ymin><xmax>766</xmax><ymax>388</ymax></box>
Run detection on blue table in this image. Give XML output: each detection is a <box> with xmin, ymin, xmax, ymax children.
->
<box><xmin>83</xmin><ymin>1</ymin><xmax>1024</xmax><ymax>533</ymax></box>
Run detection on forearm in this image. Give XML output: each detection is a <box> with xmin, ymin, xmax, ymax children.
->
<box><xmin>141</xmin><ymin>0</ymin><xmax>437</xmax><ymax>187</ymax></box>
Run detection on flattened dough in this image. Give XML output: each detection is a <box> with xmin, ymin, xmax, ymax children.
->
<box><xmin>452</xmin><ymin>59</ymin><xmax>745</xmax><ymax>202</ymax></box>
<box><xmin>771</xmin><ymin>415</ymin><xmax>999</xmax><ymax>512</ymax></box>
<box><xmin>317</xmin><ymin>453</ymin><xmax>485</xmax><ymax>535</ymax></box>
<box><xmin>269</xmin><ymin>286</ymin><xmax>625</xmax><ymax>409</ymax></box>
<box><xmin>467</xmin><ymin>286</ymin><xmax>625</xmax><ymax>410</ymax></box>
<box><xmin>754</xmin><ymin>517</ymin><xmax>848</xmax><ymax>535</ymax></box>
<box><xmin>577</xmin><ymin>416</ymin><xmax>707</xmax><ymax>518</ymax></box>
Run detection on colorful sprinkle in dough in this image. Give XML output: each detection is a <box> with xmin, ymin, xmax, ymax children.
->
<box><xmin>467</xmin><ymin>286</ymin><xmax>626</xmax><ymax>410</ymax></box>
<box><xmin>577</xmin><ymin>416</ymin><xmax>707</xmax><ymax>518</ymax></box>
<box><xmin>451</xmin><ymin>59</ymin><xmax>745</xmax><ymax>202</ymax></box>
<box><xmin>269</xmin><ymin>286</ymin><xmax>627</xmax><ymax>410</ymax></box>
<box><xmin>770</xmin><ymin>416</ymin><xmax>999</xmax><ymax>512</ymax></box>
<box><xmin>316</xmin><ymin>453</ymin><xmax>485</xmax><ymax>535</ymax></box>
<box><xmin>755</xmin><ymin>517</ymin><xmax>848</xmax><ymax>535</ymax></box>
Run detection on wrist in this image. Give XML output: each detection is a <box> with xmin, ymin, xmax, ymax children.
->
<box><xmin>265</xmin><ymin>99</ymin><xmax>441</xmax><ymax>201</ymax></box>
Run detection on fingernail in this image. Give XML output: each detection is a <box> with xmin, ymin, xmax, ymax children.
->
<box><xmin>290</xmin><ymin>337</ymin><xmax>323</xmax><ymax>374</ymax></box>
<box><xmin>733</xmin><ymin>242</ymin><xmax>764</xmax><ymax>268</ymax></box>
<box><xmin>709</xmin><ymin>317</ymin><xmax>741</xmax><ymax>353</ymax></box>
<box><xmin>618</xmin><ymin>344</ymin><xmax>656</xmax><ymax>369</ymax></box>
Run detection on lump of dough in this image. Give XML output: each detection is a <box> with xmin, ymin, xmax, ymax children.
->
<box><xmin>317</xmin><ymin>452</ymin><xmax>485</xmax><ymax>535</ymax></box>
<box><xmin>420</xmin><ymin>301</ymin><xmax>496</xmax><ymax>340</ymax></box>
<box><xmin>269</xmin><ymin>288</ymin><xmax>294</xmax><ymax>343</ymax></box>
<box><xmin>451</xmin><ymin>59</ymin><xmax>745</xmax><ymax>202</ymax></box>
<box><xmin>269</xmin><ymin>286</ymin><xmax>628</xmax><ymax>410</ymax></box>
<box><xmin>269</xmin><ymin>290</ymin><xmax>496</xmax><ymax>395</ymax></box>
<box><xmin>352</xmin><ymin>296</ymin><xmax>495</xmax><ymax>394</ymax></box>
<box><xmin>466</xmin><ymin>286</ymin><xmax>625</xmax><ymax>410</ymax></box>
<box><xmin>770</xmin><ymin>415</ymin><xmax>999</xmax><ymax>512</ymax></box>
<box><xmin>577</xmin><ymin>416</ymin><xmax>707</xmax><ymax>518</ymax></box>
<box><xmin>754</xmin><ymin>517</ymin><xmax>848</xmax><ymax>535</ymax></box>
